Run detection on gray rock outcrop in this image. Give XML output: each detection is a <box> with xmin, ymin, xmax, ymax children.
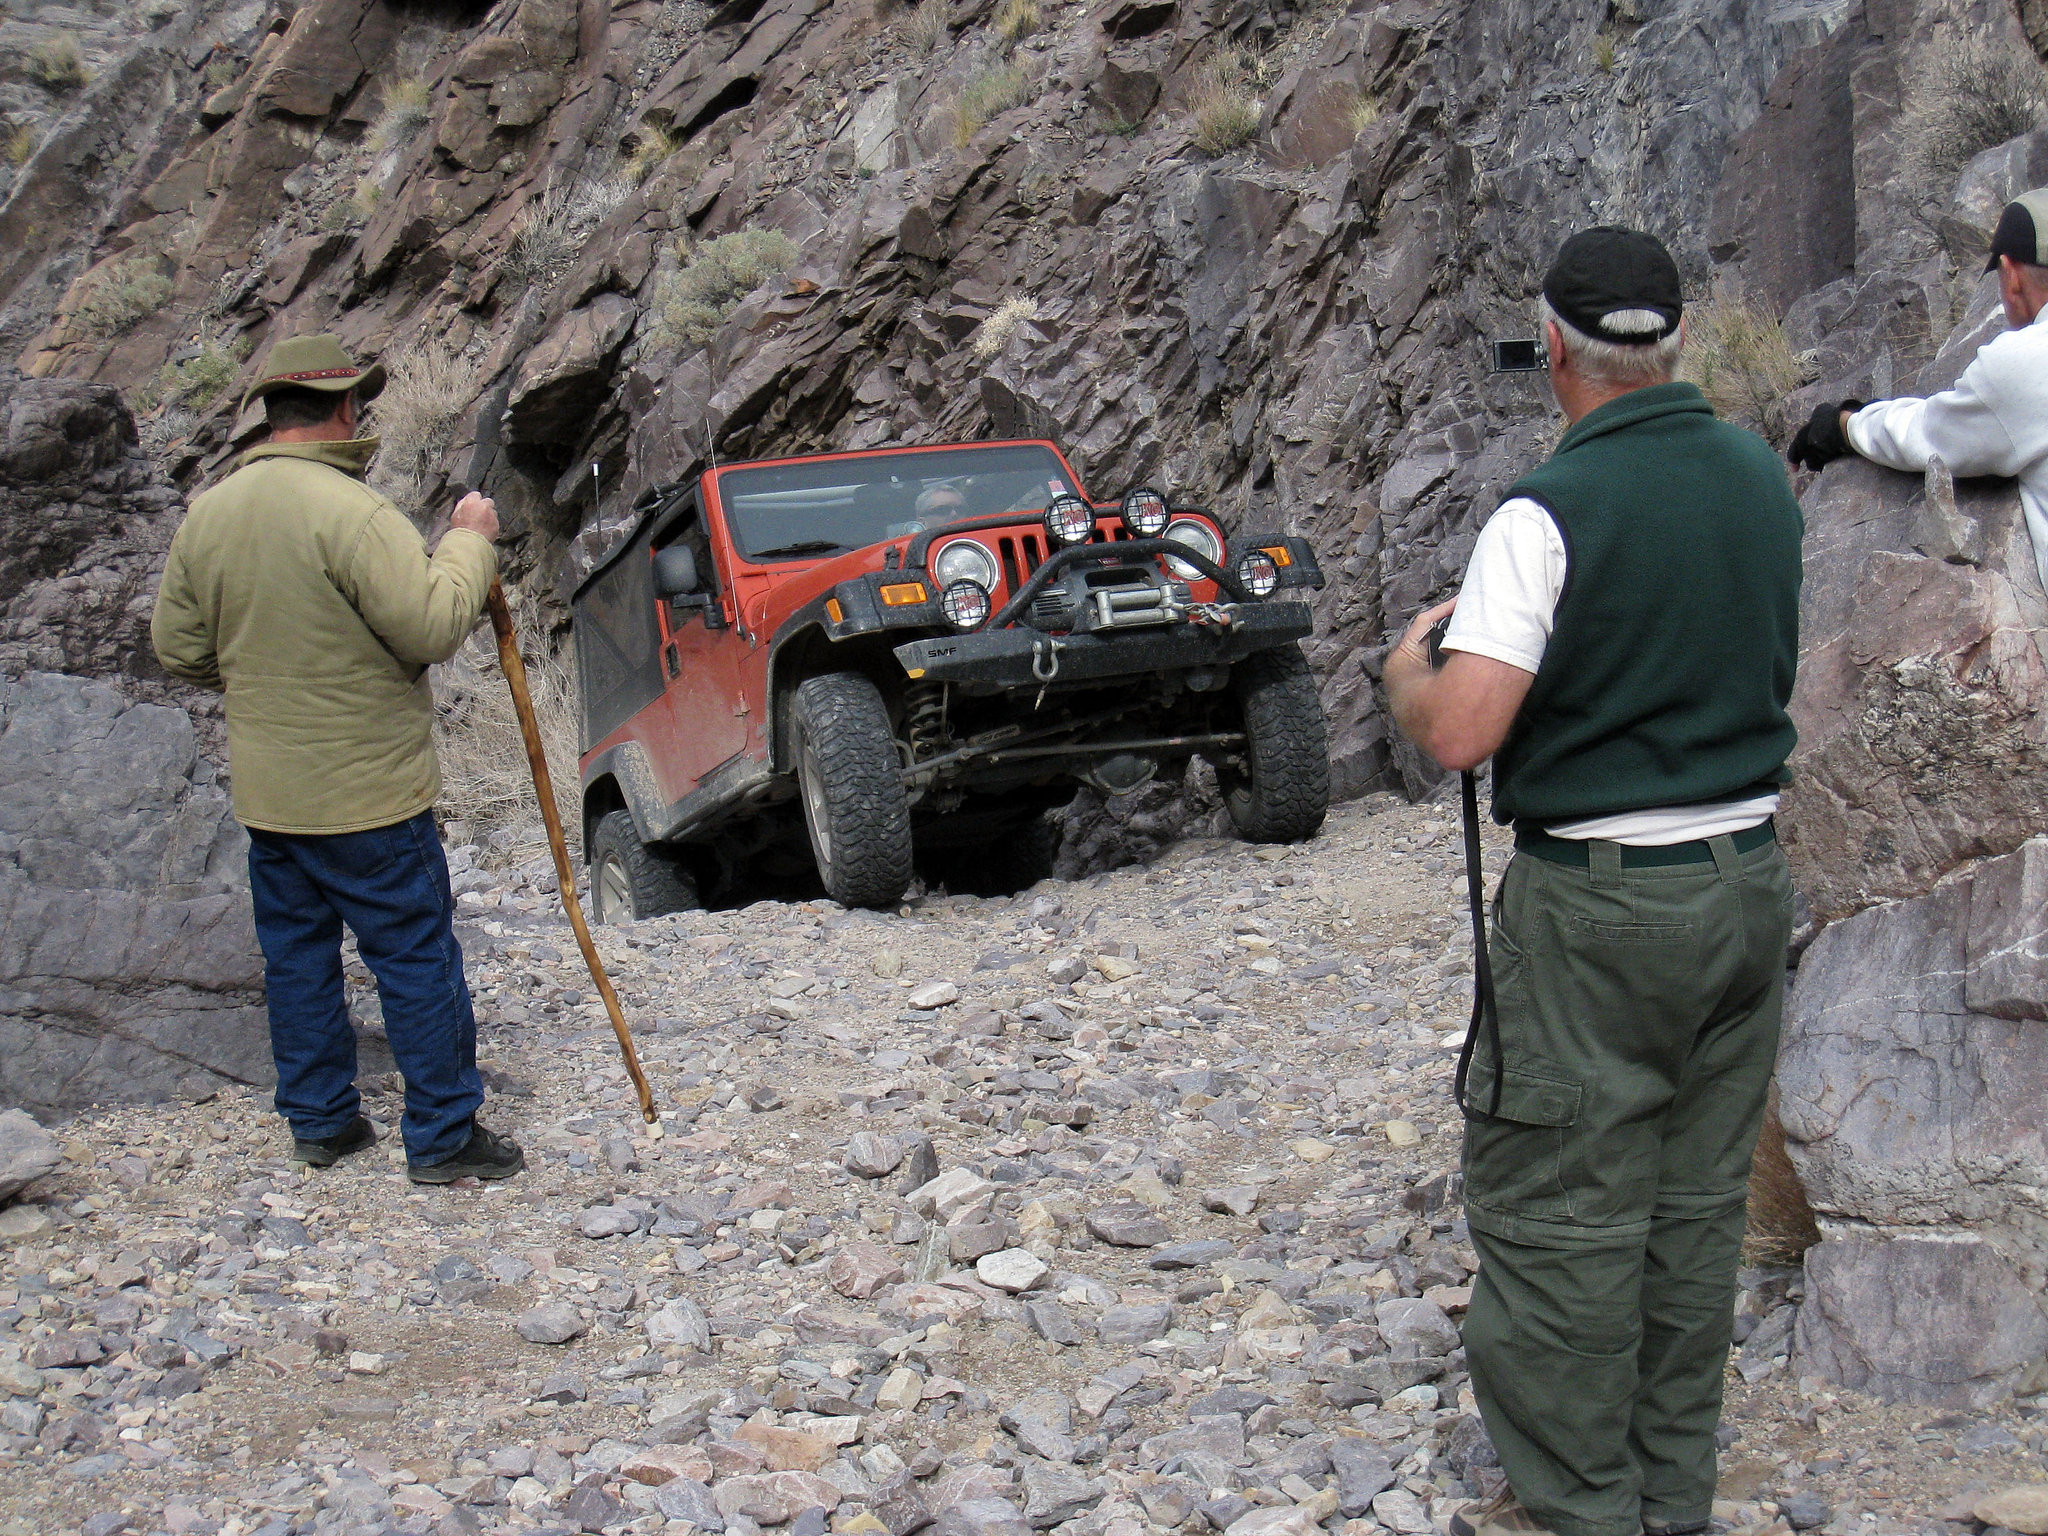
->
<box><xmin>1761</xmin><ymin>6</ymin><xmax>2048</xmax><ymax>1407</ymax></box>
<box><xmin>0</xmin><ymin>671</ymin><xmax>269</xmax><ymax>1113</ymax></box>
<box><xmin>0</xmin><ymin>1107</ymin><xmax>61</xmax><ymax>1202</ymax></box>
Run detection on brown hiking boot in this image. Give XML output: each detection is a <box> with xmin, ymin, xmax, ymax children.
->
<box><xmin>1448</xmin><ymin>1490</ymin><xmax>1558</xmax><ymax>1536</ymax></box>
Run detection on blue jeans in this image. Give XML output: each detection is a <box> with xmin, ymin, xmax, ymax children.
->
<box><xmin>246</xmin><ymin>809</ymin><xmax>482</xmax><ymax>1165</ymax></box>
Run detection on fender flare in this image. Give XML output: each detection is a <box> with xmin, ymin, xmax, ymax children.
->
<box><xmin>581</xmin><ymin>740</ymin><xmax>669</xmax><ymax>847</ymax></box>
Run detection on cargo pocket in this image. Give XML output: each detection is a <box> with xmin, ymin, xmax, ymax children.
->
<box><xmin>1460</xmin><ymin>1062</ymin><xmax>1583</xmax><ymax>1222</ymax></box>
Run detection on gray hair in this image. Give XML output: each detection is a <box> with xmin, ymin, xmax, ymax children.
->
<box><xmin>1539</xmin><ymin>296</ymin><xmax>1683</xmax><ymax>386</ymax></box>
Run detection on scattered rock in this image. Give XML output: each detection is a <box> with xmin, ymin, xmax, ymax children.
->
<box><xmin>514</xmin><ymin>1302</ymin><xmax>588</xmax><ymax>1345</ymax></box>
<box><xmin>0</xmin><ymin>1110</ymin><xmax>61</xmax><ymax>1203</ymax></box>
<box><xmin>976</xmin><ymin>1248</ymin><xmax>1049</xmax><ymax>1293</ymax></box>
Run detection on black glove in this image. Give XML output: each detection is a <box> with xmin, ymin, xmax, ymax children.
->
<box><xmin>1788</xmin><ymin>399</ymin><xmax>1866</xmax><ymax>471</ymax></box>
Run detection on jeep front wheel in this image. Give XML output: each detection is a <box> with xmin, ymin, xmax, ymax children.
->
<box><xmin>793</xmin><ymin>673</ymin><xmax>914</xmax><ymax>908</ymax></box>
<box><xmin>589</xmin><ymin>809</ymin><xmax>700</xmax><ymax>923</ymax></box>
<box><xmin>1220</xmin><ymin>643</ymin><xmax>1330</xmax><ymax>844</ymax></box>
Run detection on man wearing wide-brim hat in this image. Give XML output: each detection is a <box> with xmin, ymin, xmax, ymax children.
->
<box><xmin>152</xmin><ymin>334</ymin><xmax>524</xmax><ymax>1185</ymax></box>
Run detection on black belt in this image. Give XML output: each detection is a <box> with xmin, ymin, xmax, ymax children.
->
<box><xmin>1514</xmin><ymin>818</ymin><xmax>1777</xmax><ymax>868</ymax></box>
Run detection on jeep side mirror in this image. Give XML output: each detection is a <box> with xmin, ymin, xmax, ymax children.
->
<box><xmin>653</xmin><ymin>545</ymin><xmax>700</xmax><ymax>597</ymax></box>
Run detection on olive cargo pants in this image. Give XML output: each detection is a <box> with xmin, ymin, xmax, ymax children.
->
<box><xmin>1460</xmin><ymin>833</ymin><xmax>1792</xmax><ymax>1536</ymax></box>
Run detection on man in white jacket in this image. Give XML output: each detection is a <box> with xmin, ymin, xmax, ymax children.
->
<box><xmin>1789</xmin><ymin>189</ymin><xmax>2048</xmax><ymax>592</ymax></box>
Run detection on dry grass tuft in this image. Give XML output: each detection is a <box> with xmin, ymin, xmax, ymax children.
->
<box><xmin>625</xmin><ymin>123</ymin><xmax>681</xmax><ymax>183</ymax></box>
<box><xmin>902</xmin><ymin>0</ymin><xmax>950</xmax><ymax>55</ymax></box>
<box><xmin>1347</xmin><ymin>93</ymin><xmax>1382</xmax><ymax>135</ymax></box>
<box><xmin>320</xmin><ymin>176</ymin><xmax>384</xmax><ymax>230</ymax></box>
<box><xmin>1593</xmin><ymin>30</ymin><xmax>1618</xmax><ymax>74</ymax></box>
<box><xmin>945</xmin><ymin>62</ymin><xmax>1028</xmax><ymax>147</ymax></box>
<box><xmin>70</xmin><ymin>252</ymin><xmax>172</xmax><ymax>341</ymax></box>
<box><xmin>652</xmin><ymin>226</ymin><xmax>799</xmax><ymax>351</ymax></box>
<box><xmin>366</xmin><ymin>76</ymin><xmax>433</xmax><ymax>159</ymax></box>
<box><xmin>971</xmin><ymin>295</ymin><xmax>1039</xmax><ymax>360</ymax></box>
<box><xmin>1896</xmin><ymin>34</ymin><xmax>2048</xmax><ymax>196</ymax></box>
<box><xmin>1679</xmin><ymin>287</ymin><xmax>1816</xmax><ymax>444</ymax></box>
<box><xmin>504</xmin><ymin>170</ymin><xmax>634</xmax><ymax>291</ymax></box>
<box><xmin>994</xmin><ymin>0</ymin><xmax>1040</xmax><ymax>45</ymax></box>
<box><xmin>27</xmin><ymin>32</ymin><xmax>90</xmax><ymax>90</ymax></box>
<box><xmin>434</xmin><ymin>594</ymin><xmax>582</xmax><ymax>866</ymax></box>
<box><xmin>6</xmin><ymin>122</ymin><xmax>38</xmax><ymax>165</ymax></box>
<box><xmin>1190</xmin><ymin>49</ymin><xmax>1261</xmax><ymax>156</ymax></box>
<box><xmin>1745</xmin><ymin>1087</ymin><xmax>1821</xmax><ymax>1265</ymax></box>
<box><xmin>365</xmin><ymin>341</ymin><xmax>488</xmax><ymax>514</ymax></box>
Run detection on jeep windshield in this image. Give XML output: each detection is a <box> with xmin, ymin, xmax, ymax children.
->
<box><xmin>717</xmin><ymin>444</ymin><xmax>1080</xmax><ymax>562</ymax></box>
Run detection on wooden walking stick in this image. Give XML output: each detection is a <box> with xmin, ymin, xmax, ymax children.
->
<box><xmin>485</xmin><ymin>580</ymin><xmax>659</xmax><ymax>1125</ymax></box>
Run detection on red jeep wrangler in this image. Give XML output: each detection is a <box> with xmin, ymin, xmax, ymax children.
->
<box><xmin>571</xmin><ymin>439</ymin><xmax>1328</xmax><ymax>917</ymax></box>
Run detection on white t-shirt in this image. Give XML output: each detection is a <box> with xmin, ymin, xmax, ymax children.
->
<box><xmin>1440</xmin><ymin>497</ymin><xmax>1779</xmax><ymax>845</ymax></box>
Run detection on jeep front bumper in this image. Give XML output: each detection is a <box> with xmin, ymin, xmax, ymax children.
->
<box><xmin>891</xmin><ymin>600</ymin><xmax>1313</xmax><ymax>687</ymax></box>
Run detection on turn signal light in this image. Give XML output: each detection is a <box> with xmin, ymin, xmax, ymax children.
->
<box><xmin>880</xmin><ymin>582</ymin><xmax>930</xmax><ymax>606</ymax></box>
<box><xmin>826</xmin><ymin>599</ymin><xmax>845</xmax><ymax>623</ymax></box>
<box><xmin>1260</xmin><ymin>545</ymin><xmax>1293</xmax><ymax>567</ymax></box>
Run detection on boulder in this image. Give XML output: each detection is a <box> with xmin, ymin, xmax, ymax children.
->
<box><xmin>0</xmin><ymin>1109</ymin><xmax>60</xmax><ymax>1203</ymax></box>
<box><xmin>0</xmin><ymin>674</ymin><xmax>267</xmax><ymax>1113</ymax></box>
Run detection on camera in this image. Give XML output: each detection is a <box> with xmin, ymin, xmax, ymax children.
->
<box><xmin>1491</xmin><ymin>338</ymin><xmax>1546</xmax><ymax>372</ymax></box>
<box><xmin>1426</xmin><ymin>614</ymin><xmax>1452</xmax><ymax>669</ymax></box>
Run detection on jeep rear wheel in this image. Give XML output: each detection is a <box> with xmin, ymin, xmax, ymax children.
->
<box><xmin>794</xmin><ymin>673</ymin><xmax>914</xmax><ymax>908</ymax></box>
<box><xmin>1221</xmin><ymin>643</ymin><xmax>1330</xmax><ymax>843</ymax></box>
<box><xmin>590</xmin><ymin>809</ymin><xmax>700</xmax><ymax>923</ymax></box>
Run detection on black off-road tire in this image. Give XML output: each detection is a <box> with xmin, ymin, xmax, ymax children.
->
<box><xmin>589</xmin><ymin>809</ymin><xmax>700</xmax><ymax>923</ymax></box>
<box><xmin>794</xmin><ymin>673</ymin><xmax>914</xmax><ymax>908</ymax></box>
<box><xmin>929</xmin><ymin>814</ymin><xmax>1061</xmax><ymax>897</ymax></box>
<box><xmin>1222</xmin><ymin>642</ymin><xmax>1330</xmax><ymax>843</ymax></box>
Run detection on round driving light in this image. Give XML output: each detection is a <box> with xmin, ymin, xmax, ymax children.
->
<box><xmin>1237</xmin><ymin>550</ymin><xmax>1280</xmax><ymax>598</ymax></box>
<box><xmin>932</xmin><ymin>538</ymin><xmax>998</xmax><ymax>591</ymax></box>
<box><xmin>1044</xmin><ymin>493</ymin><xmax>1096</xmax><ymax>546</ymax></box>
<box><xmin>1161</xmin><ymin>516</ymin><xmax>1223</xmax><ymax>579</ymax></box>
<box><xmin>941</xmin><ymin>579</ymin><xmax>991</xmax><ymax>630</ymax></box>
<box><xmin>1120</xmin><ymin>486</ymin><xmax>1170</xmax><ymax>538</ymax></box>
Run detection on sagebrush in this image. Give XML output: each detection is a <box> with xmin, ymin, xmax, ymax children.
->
<box><xmin>433</xmin><ymin>600</ymin><xmax>581</xmax><ymax>867</ymax></box>
<box><xmin>505</xmin><ymin>171</ymin><xmax>633</xmax><ymax>290</ymax></box>
<box><xmin>70</xmin><ymin>253</ymin><xmax>172</xmax><ymax>340</ymax></box>
<box><xmin>1895</xmin><ymin>34</ymin><xmax>2048</xmax><ymax>196</ymax></box>
<box><xmin>1190</xmin><ymin>49</ymin><xmax>1261</xmax><ymax>155</ymax></box>
<box><xmin>152</xmin><ymin>331</ymin><xmax>248</xmax><ymax>412</ymax></box>
<box><xmin>652</xmin><ymin>227</ymin><xmax>798</xmax><ymax>350</ymax></box>
<box><xmin>1678</xmin><ymin>288</ymin><xmax>1816</xmax><ymax>444</ymax></box>
<box><xmin>366</xmin><ymin>342</ymin><xmax>487</xmax><ymax>513</ymax></box>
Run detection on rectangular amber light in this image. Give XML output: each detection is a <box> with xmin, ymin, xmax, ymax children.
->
<box><xmin>826</xmin><ymin>598</ymin><xmax>844</xmax><ymax>623</ymax></box>
<box><xmin>880</xmin><ymin>582</ymin><xmax>929</xmax><ymax>606</ymax></box>
<box><xmin>1261</xmin><ymin>545</ymin><xmax>1294</xmax><ymax>567</ymax></box>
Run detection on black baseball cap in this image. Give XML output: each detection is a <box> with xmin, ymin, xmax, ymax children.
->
<box><xmin>1986</xmin><ymin>189</ymin><xmax>2048</xmax><ymax>271</ymax></box>
<box><xmin>1542</xmin><ymin>226</ymin><xmax>1683</xmax><ymax>344</ymax></box>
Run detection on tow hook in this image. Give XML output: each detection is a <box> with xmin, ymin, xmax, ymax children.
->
<box><xmin>1031</xmin><ymin>637</ymin><xmax>1063</xmax><ymax>681</ymax></box>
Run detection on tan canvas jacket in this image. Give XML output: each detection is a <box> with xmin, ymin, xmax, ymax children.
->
<box><xmin>151</xmin><ymin>438</ymin><xmax>496</xmax><ymax>835</ymax></box>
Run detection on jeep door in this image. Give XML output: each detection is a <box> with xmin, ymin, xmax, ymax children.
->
<box><xmin>647</xmin><ymin>496</ymin><xmax>752</xmax><ymax>799</ymax></box>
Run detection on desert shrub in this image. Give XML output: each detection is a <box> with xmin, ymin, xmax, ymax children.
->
<box><xmin>1896</xmin><ymin>34</ymin><xmax>2048</xmax><ymax>195</ymax></box>
<box><xmin>1189</xmin><ymin>49</ymin><xmax>1261</xmax><ymax>156</ymax></box>
<box><xmin>365</xmin><ymin>341</ymin><xmax>487</xmax><ymax>512</ymax></box>
<box><xmin>5</xmin><ymin>123</ymin><xmax>37</xmax><ymax>165</ymax></box>
<box><xmin>366</xmin><ymin>75</ymin><xmax>433</xmax><ymax>158</ymax></box>
<box><xmin>320</xmin><ymin>176</ymin><xmax>384</xmax><ymax>229</ymax></box>
<box><xmin>155</xmin><ymin>330</ymin><xmax>249</xmax><ymax>412</ymax></box>
<box><xmin>71</xmin><ymin>253</ymin><xmax>172</xmax><ymax>340</ymax></box>
<box><xmin>651</xmin><ymin>226</ymin><xmax>798</xmax><ymax>350</ymax></box>
<box><xmin>1744</xmin><ymin>1088</ymin><xmax>1821</xmax><ymax>1265</ymax></box>
<box><xmin>1593</xmin><ymin>30</ymin><xmax>1617</xmax><ymax>74</ymax></box>
<box><xmin>971</xmin><ymin>295</ymin><xmax>1038</xmax><ymax>360</ymax></box>
<box><xmin>504</xmin><ymin>170</ymin><xmax>633</xmax><ymax>290</ymax></box>
<box><xmin>434</xmin><ymin>597</ymin><xmax>581</xmax><ymax>866</ymax></box>
<box><xmin>902</xmin><ymin>0</ymin><xmax>949</xmax><ymax>55</ymax></box>
<box><xmin>995</xmin><ymin>0</ymin><xmax>1040</xmax><ymax>45</ymax></box>
<box><xmin>1347</xmin><ymin>93</ymin><xmax>1382</xmax><ymax>134</ymax></box>
<box><xmin>1678</xmin><ymin>288</ymin><xmax>1817</xmax><ymax>443</ymax></box>
<box><xmin>625</xmin><ymin>123</ymin><xmax>680</xmax><ymax>183</ymax></box>
<box><xmin>947</xmin><ymin>62</ymin><xmax>1027</xmax><ymax>147</ymax></box>
<box><xmin>27</xmin><ymin>32</ymin><xmax>89</xmax><ymax>90</ymax></box>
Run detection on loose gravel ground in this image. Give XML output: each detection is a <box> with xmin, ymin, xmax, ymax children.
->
<box><xmin>4</xmin><ymin>796</ymin><xmax>2045</xmax><ymax>1536</ymax></box>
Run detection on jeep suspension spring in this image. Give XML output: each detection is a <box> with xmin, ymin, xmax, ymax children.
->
<box><xmin>904</xmin><ymin>681</ymin><xmax>951</xmax><ymax>759</ymax></box>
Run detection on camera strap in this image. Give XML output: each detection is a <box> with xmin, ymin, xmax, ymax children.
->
<box><xmin>1452</xmin><ymin>768</ymin><xmax>1505</xmax><ymax>1121</ymax></box>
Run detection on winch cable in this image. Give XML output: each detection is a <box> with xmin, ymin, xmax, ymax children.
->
<box><xmin>486</xmin><ymin>581</ymin><xmax>659</xmax><ymax>1126</ymax></box>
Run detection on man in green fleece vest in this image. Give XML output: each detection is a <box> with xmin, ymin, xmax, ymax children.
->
<box><xmin>153</xmin><ymin>335</ymin><xmax>525</xmax><ymax>1186</ymax></box>
<box><xmin>1383</xmin><ymin>230</ymin><xmax>1803</xmax><ymax>1536</ymax></box>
